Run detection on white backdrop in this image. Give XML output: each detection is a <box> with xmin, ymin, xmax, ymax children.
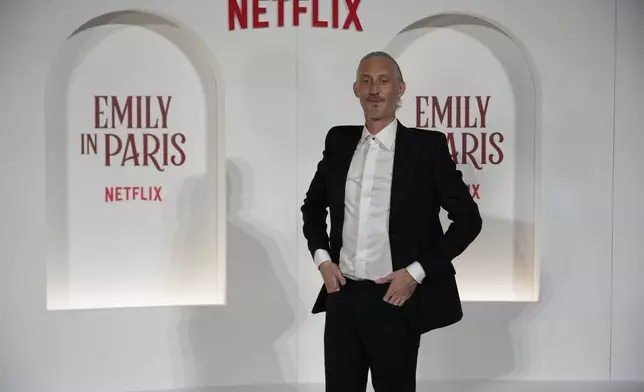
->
<box><xmin>1</xmin><ymin>0</ymin><xmax>643</xmax><ymax>391</ymax></box>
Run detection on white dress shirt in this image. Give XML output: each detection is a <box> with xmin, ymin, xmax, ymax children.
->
<box><xmin>313</xmin><ymin>119</ymin><xmax>426</xmax><ymax>283</ymax></box>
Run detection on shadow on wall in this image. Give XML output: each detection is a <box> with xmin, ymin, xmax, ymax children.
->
<box><xmin>171</xmin><ymin>159</ymin><xmax>301</xmax><ymax>387</ymax></box>
<box><xmin>58</xmin><ymin>10</ymin><xmax>301</xmax><ymax>388</ymax></box>
<box><xmin>415</xmin><ymin>271</ymin><xmax>552</xmax><ymax>381</ymax></box>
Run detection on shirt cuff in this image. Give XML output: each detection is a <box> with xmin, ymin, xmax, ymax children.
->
<box><xmin>313</xmin><ymin>249</ymin><xmax>331</xmax><ymax>268</ymax></box>
<box><xmin>406</xmin><ymin>261</ymin><xmax>425</xmax><ymax>283</ymax></box>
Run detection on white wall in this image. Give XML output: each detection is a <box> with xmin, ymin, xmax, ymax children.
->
<box><xmin>610</xmin><ymin>0</ymin><xmax>644</xmax><ymax>382</ymax></box>
<box><xmin>0</xmin><ymin>0</ymin><xmax>642</xmax><ymax>391</ymax></box>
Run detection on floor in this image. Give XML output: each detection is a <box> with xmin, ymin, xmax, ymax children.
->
<box><xmin>144</xmin><ymin>381</ymin><xmax>644</xmax><ymax>392</ymax></box>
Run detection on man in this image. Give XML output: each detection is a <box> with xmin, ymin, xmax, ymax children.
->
<box><xmin>301</xmin><ymin>51</ymin><xmax>482</xmax><ymax>392</ymax></box>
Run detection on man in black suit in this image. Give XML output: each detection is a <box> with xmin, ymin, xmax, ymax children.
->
<box><xmin>301</xmin><ymin>51</ymin><xmax>482</xmax><ymax>392</ymax></box>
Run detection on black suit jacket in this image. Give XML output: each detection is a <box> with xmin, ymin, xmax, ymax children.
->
<box><xmin>301</xmin><ymin>121</ymin><xmax>482</xmax><ymax>334</ymax></box>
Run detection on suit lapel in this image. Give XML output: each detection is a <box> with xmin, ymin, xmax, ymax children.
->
<box><xmin>389</xmin><ymin>122</ymin><xmax>419</xmax><ymax>225</ymax></box>
<box><xmin>331</xmin><ymin>126</ymin><xmax>363</xmax><ymax>217</ymax></box>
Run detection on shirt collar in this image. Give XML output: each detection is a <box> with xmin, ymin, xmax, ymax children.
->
<box><xmin>361</xmin><ymin>118</ymin><xmax>398</xmax><ymax>151</ymax></box>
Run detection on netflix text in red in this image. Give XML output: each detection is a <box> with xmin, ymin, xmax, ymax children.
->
<box><xmin>105</xmin><ymin>186</ymin><xmax>163</xmax><ymax>203</ymax></box>
<box><xmin>228</xmin><ymin>0</ymin><xmax>363</xmax><ymax>31</ymax></box>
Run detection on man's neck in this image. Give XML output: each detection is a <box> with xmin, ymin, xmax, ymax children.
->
<box><xmin>365</xmin><ymin>116</ymin><xmax>396</xmax><ymax>135</ymax></box>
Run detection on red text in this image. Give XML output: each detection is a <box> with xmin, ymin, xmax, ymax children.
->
<box><xmin>468</xmin><ymin>184</ymin><xmax>481</xmax><ymax>199</ymax></box>
<box><xmin>103</xmin><ymin>133</ymin><xmax>186</xmax><ymax>172</ymax></box>
<box><xmin>228</xmin><ymin>0</ymin><xmax>363</xmax><ymax>30</ymax></box>
<box><xmin>105</xmin><ymin>186</ymin><xmax>163</xmax><ymax>202</ymax></box>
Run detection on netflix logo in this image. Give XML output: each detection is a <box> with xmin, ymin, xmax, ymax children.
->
<box><xmin>228</xmin><ymin>0</ymin><xmax>363</xmax><ymax>31</ymax></box>
<box><xmin>416</xmin><ymin>95</ymin><xmax>507</xmax><ymax>201</ymax></box>
<box><xmin>81</xmin><ymin>95</ymin><xmax>188</xmax><ymax>203</ymax></box>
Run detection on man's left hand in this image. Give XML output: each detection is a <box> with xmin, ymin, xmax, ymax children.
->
<box><xmin>375</xmin><ymin>269</ymin><xmax>418</xmax><ymax>306</ymax></box>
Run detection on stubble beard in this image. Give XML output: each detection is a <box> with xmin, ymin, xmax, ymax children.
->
<box><xmin>364</xmin><ymin>101</ymin><xmax>384</xmax><ymax>121</ymax></box>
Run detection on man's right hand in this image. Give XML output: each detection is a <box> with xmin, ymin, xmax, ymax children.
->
<box><xmin>319</xmin><ymin>261</ymin><xmax>346</xmax><ymax>293</ymax></box>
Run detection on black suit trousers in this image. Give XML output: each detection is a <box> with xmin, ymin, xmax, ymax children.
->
<box><xmin>324</xmin><ymin>278</ymin><xmax>421</xmax><ymax>392</ymax></box>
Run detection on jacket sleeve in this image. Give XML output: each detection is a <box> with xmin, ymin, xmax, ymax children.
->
<box><xmin>418</xmin><ymin>131</ymin><xmax>483</xmax><ymax>278</ymax></box>
<box><xmin>301</xmin><ymin>127</ymin><xmax>335</xmax><ymax>259</ymax></box>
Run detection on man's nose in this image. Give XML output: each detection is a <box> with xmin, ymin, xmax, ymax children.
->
<box><xmin>369</xmin><ymin>83</ymin><xmax>380</xmax><ymax>94</ymax></box>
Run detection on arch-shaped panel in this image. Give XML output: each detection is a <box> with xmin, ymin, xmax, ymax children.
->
<box><xmin>384</xmin><ymin>12</ymin><xmax>541</xmax><ymax>302</ymax></box>
<box><xmin>45</xmin><ymin>10</ymin><xmax>226</xmax><ymax>310</ymax></box>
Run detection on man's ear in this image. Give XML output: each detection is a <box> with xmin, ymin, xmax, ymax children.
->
<box><xmin>397</xmin><ymin>81</ymin><xmax>407</xmax><ymax>99</ymax></box>
<box><xmin>353</xmin><ymin>82</ymin><xmax>358</xmax><ymax>98</ymax></box>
